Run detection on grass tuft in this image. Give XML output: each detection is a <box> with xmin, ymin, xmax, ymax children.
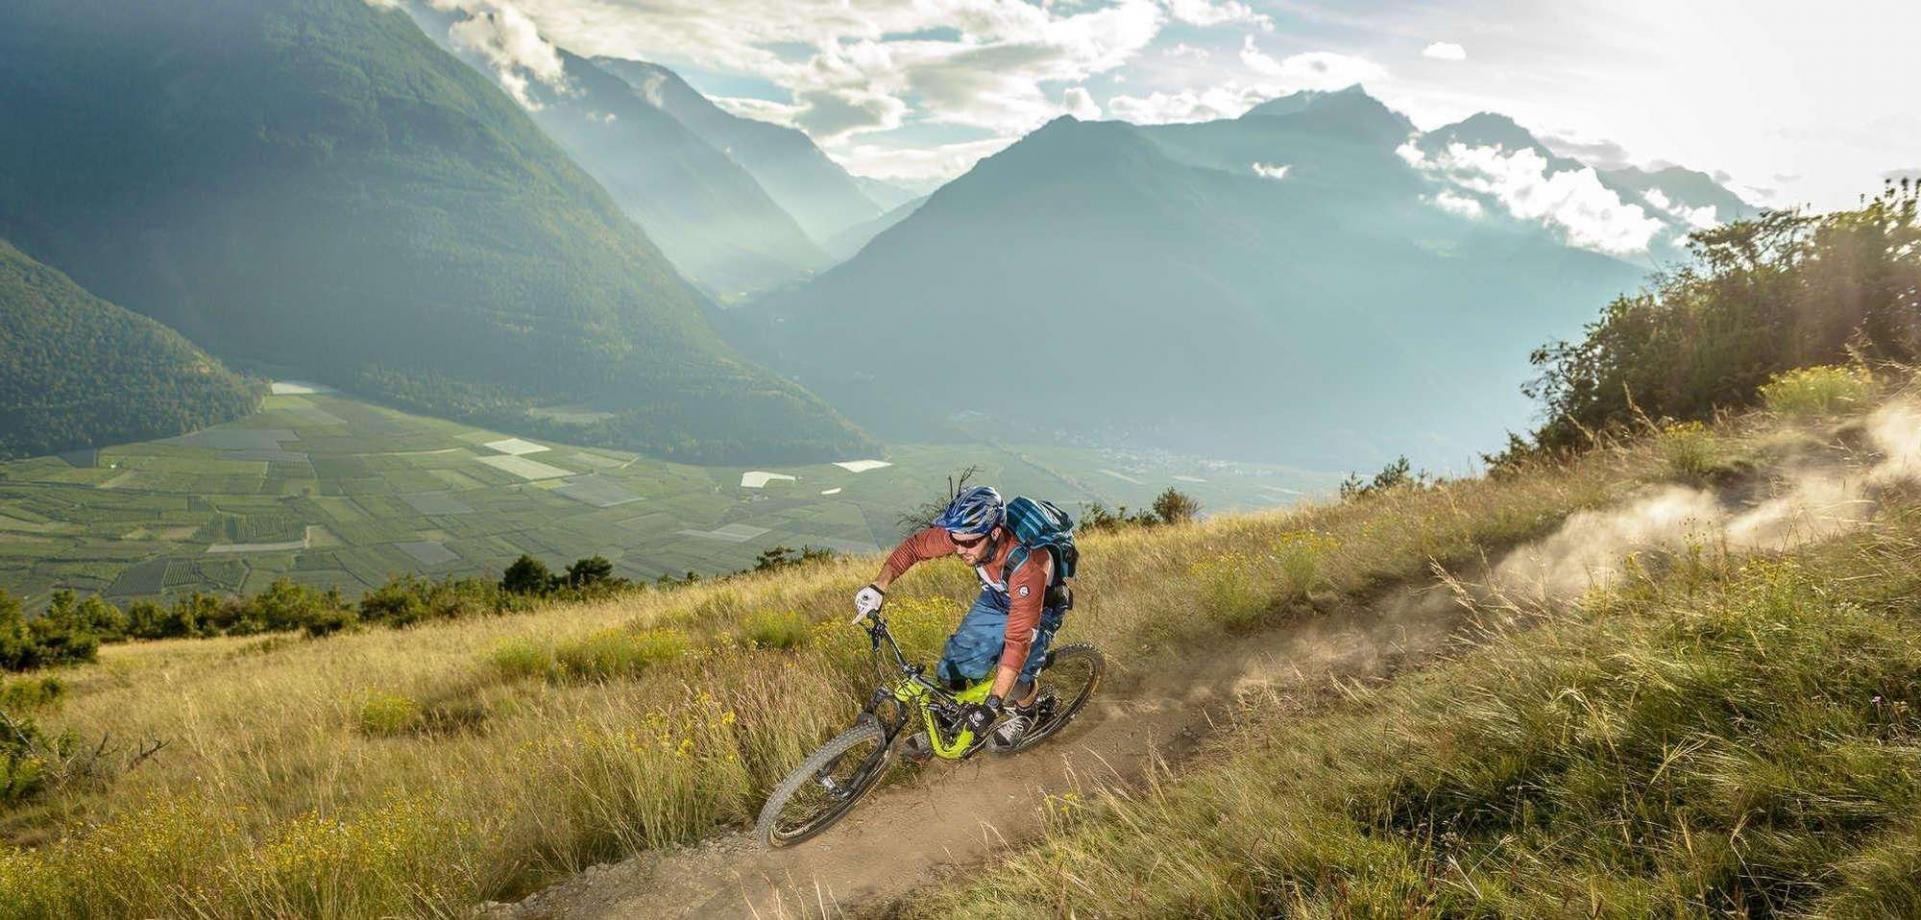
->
<box><xmin>1761</xmin><ymin>364</ymin><xmax>1875</xmax><ymax>416</ymax></box>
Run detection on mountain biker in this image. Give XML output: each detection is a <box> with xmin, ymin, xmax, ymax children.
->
<box><xmin>852</xmin><ymin>485</ymin><xmax>1067</xmax><ymax>749</ymax></box>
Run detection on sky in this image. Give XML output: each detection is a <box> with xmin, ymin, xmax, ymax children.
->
<box><xmin>416</xmin><ymin>0</ymin><xmax>1921</xmax><ymax>209</ymax></box>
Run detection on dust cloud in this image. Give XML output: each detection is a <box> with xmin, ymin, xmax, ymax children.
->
<box><xmin>1494</xmin><ymin>400</ymin><xmax>1921</xmax><ymax>601</ymax></box>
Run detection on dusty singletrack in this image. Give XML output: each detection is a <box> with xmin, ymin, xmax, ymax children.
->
<box><xmin>492</xmin><ymin>585</ymin><xmax>1474</xmax><ymax>919</ymax></box>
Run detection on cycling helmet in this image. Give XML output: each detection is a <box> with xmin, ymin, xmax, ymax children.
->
<box><xmin>934</xmin><ymin>485</ymin><xmax>1004</xmax><ymax>536</ymax></box>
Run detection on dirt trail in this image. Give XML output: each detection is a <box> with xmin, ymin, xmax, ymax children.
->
<box><xmin>496</xmin><ymin>586</ymin><xmax>1471</xmax><ymax>919</ymax></box>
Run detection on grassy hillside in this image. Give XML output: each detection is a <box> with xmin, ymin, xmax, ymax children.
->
<box><xmin>917</xmin><ymin>383</ymin><xmax>1921</xmax><ymax>917</ymax></box>
<box><xmin>0</xmin><ymin>0</ymin><xmax>863</xmax><ymax>463</ymax></box>
<box><xmin>0</xmin><ymin>399</ymin><xmax>1666</xmax><ymax>917</ymax></box>
<box><xmin>0</xmin><ymin>241</ymin><xmax>257</xmax><ymax>460</ymax></box>
<box><xmin>0</xmin><ymin>388</ymin><xmax>1325</xmax><ymax>608</ymax></box>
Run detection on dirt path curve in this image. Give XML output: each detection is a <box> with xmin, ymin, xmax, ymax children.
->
<box><xmin>497</xmin><ymin>586</ymin><xmax>1469</xmax><ymax>920</ymax></box>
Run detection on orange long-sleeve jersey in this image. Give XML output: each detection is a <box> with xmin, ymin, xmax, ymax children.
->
<box><xmin>879</xmin><ymin>526</ymin><xmax>1054</xmax><ymax>672</ymax></box>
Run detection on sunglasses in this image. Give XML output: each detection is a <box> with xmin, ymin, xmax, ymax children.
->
<box><xmin>951</xmin><ymin>532</ymin><xmax>990</xmax><ymax>549</ymax></box>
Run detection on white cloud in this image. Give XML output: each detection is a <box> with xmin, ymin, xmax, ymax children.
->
<box><xmin>794</xmin><ymin>88</ymin><xmax>910</xmax><ymax>141</ymax></box>
<box><xmin>1251</xmin><ymin>162</ymin><xmax>1290</xmax><ymax>180</ymax></box>
<box><xmin>1164</xmin><ymin>42</ymin><xmax>1211</xmax><ymax>63</ymax></box>
<box><xmin>501</xmin><ymin>0</ymin><xmax>1167</xmax><ymax>142</ymax></box>
<box><xmin>711</xmin><ymin>95</ymin><xmax>805</xmax><ymax>128</ymax></box>
<box><xmin>1063</xmin><ymin>86</ymin><xmax>1102</xmax><ymax>120</ymax></box>
<box><xmin>1421</xmin><ymin>41</ymin><xmax>1466</xmax><ymax>61</ymax></box>
<box><xmin>1431</xmin><ymin>189</ymin><xmax>1483</xmax><ymax>218</ymax></box>
<box><xmin>829</xmin><ymin>136</ymin><xmax>1018</xmax><ymax>185</ymax></box>
<box><xmin>1414</xmin><ymin>142</ymin><xmax>1664</xmax><ymax>255</ymax></box>
<box><xmin>1644</xmin><ymin>188</ymin><xmax>1720</xmax><ymax>229</ymax></box>
<box><xmin>1164</xmin><ymin>0</ymin><xmax>1272</xmax><ymax>30</ymax></box>
<box><xmin>1240</xmin><ymin>38</ymin><xmax>1386</xmax><ymax>90</ymax></box>
<box><xmin>1108</xmin><ymin>83</ymin><xmax>1271</xmax><ymax>124</ymax></box>
<box><xmin>432</xmin><ymin>0</ymin><xmax>573</xmax><ymax>110</ymax></box>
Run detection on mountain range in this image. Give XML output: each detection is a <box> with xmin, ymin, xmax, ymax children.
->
<box><xmin>0</xmin><ymin>240</ymin><xmax>259</xmax><ymax>459</ymax></box>
<box><xmin>0</xmin><ymin>0</ymin><xmax>870</xmax><ymax>464</ymax></box>
<box><xmin>732</xmin><ymin>86</ymin><xmax>1752</xmax><ymax>469</ymax></box>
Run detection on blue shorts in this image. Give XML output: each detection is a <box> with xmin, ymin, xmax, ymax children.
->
<box><xmin>936</xmin><ymin>588</ymin><xmax>1066</xmax><ymax>687</ymax></box>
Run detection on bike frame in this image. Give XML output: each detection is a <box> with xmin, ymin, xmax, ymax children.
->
<box><xmin>857</xmin><ymin>612</ymin><xmax>996</xmax><ymax>761</ymax></box>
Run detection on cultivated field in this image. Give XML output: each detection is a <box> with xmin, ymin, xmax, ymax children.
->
<box><xmin>0</xmin><ymin>390</ymin><xmax>1333</xmax><ymax>608</ymax></box>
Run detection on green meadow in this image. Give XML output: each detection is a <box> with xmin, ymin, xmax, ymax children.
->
<box><xmin>0</xmin><ymin>389</ymin><xmax>1332</xmax><ymax>607</ymax></box>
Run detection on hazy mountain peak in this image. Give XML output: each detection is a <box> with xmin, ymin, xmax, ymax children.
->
<box><xmin>591</xmin><ymin>55</ymin><xmax>884</xmax><ymax>245</ymax></box>
<box><xmin>1428</xmin><ymin>112</ymin><xmax>1544</xmax><ymax>153</ymax></box>
<box><xmin>1240</xmin><ymin>85</ymin><xmax>1413</xmax><ymax>145</ymax></box>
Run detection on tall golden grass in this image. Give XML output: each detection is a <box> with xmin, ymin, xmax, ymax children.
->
<box><xmin>916</xmin><ymin>400</ymin><xmax>1921</xmax><ymax>918</ymax></box>
<box><xmin>0</xmin><ymin>438</ymin><xmax>1657</xmax><ymax>919</ymax></box>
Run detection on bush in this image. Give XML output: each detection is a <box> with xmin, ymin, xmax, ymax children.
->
<box><xmin>1760</xmin><ymin>364</ymin><xmax>1876</xmax><ymax>416</ymax></box>
<box><xmin>0</xmin><ymin>710</ymin><xmax>70</xmax><ymax>806</ymax></box>
<box><xmin>1189</xmin><ymin>553</ymin><xmax>1272</xmax><ymax>628</ymax></box>
<box><xmin>0</xmin><ymin>675</ymin><xmax>65</xmax><ymax>712</ymax></box>
<box><xmin>1340</xmin><ymin>455</ymin><xmax>1431</xmax><ymax>501</ymax></box>
<box><xmin>740</xmin><ymin>610</ymin><xmax>807</xmax><ymax>650</ymax></box>
<box><xmin>1</xmin><ymin>590</ymin><xmax>99</xmax><ymax>672</ymax></box>
<box><xmin>1150</xmin><ymin>488</ymin><xmax>1202</xmax><ymax>525</ymax></box>
<box><xmin>356</xmin><ymin>692</ymin><xmax>423</xmax><ymax>737</ymax></box>
<box><xmin>751</xmin><ymin>545</ymin><xmax>836</xmax><ymax>573</ymax></box>
<box><xmin>487</xmin><ymin>638</ymin><xmax>554</xmax><ymax>681</ymax></box>
<box><xmin>554</xmin><ymin>628</ymin><xmax>691</xmax><ymax>680</ymax></box>
<box><xmin>1081</xmin><ymin>489</ymin><xmax>1202</xmax><ymax>532</ymax></box>
<box><xmin>1517</xmin><ymin>181</ymin><xmax>1919</xmax><ymax>456</ymax></box>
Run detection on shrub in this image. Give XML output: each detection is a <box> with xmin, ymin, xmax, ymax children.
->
<box><xmin>1082</xmin><ymin>489</ymin><xmax>1202</xmax><ymax>532</ymax></box>
<box><xmin>1520</xmin><ymin>181</ymin><xmax>1919</xmax><ymax>456</ymax></box>
<box><xmin>554</xmin><ymin>628</ymin><xmax>691</xmax><ymax>680</ymax></box>
<box><xmin>1189</xmin><ymin>553</ymin><xmax>1272</xmax><ymax>628</ymax></box>
<box><xmin>1659</xmin><ymin>420</ymin><xmax>1717</xmax><ymax>477</ymax></box>
<box><xmin>1340</xmin><ymin>455</ymin><xmax>1430</xmax><ymax>501</ymax></box>
<box><xmin>0</xmin><ymin>710</ymin><xmax>70</xmax><ymax>806</ymax></box>
<box><xmin>1272</xmin><ymin>531</ymin><xmax>1337</xmax><ymax>603</ymax></box>
<box><xmin>752</xmin><ymin>545</ymin><xmax>836</xmax><ymax>573</ymax></box>
<box><xmin>488</xmin><ymin>638</ymin><xmax>554</xmax><ymax>681</ymax></box>
<box><xmin>1150</xmin><ymin>488</ymin><xmax>1202</xmax><ymax>525</ymax></box>
<box><xmin>500</xmin><ymin>554</ymin><xmax>553</xmax><ymax>595</ymax></box>
<box><xmin>1</xmin><ymin>590</ymin><xmax>99</xmax><ymax>672</ymax></box>
<box><xmin>0</xmin><ymin>675</ymin><xmax>65</xmax><ymax>712</ymax></box>
<box><xmin>740</xmin><ymin>610</ymin><xmax>807</xmax><ymax>650</ymax></box>
<box><xmin>1760</xmin><ymin>364</ymin><xmax>1875</xmax><ymax>416</ymax></box>
<box><xmin>357</xmin><ymin>691</ymin><xmax>423</xmax><ymax>737</ymax></box>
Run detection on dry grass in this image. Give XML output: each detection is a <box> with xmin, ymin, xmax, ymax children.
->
<box><xmin>0</xmin><ymin>437</ymin><xmax>1660</xmax><ymax>918</ymax></box>
<box><xmin>913</xmin><ymin>402</ymin><xmax>1921</xmax><ymax>919</ymax></box>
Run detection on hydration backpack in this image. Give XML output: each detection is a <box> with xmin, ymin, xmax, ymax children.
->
<box><xmin>1000</xmin><ymin>497</ymin><xmax>1078</xmax><ymax>599</ymax></box>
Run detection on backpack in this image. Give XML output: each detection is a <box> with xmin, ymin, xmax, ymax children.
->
<box><xmin>1000</xmin><ymin>497</ymin><xmax>1078</xmax><ymax>603</ymax></box>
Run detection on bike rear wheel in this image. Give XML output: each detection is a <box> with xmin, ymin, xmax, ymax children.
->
<box><xmin>755</xmin><ymin>718</ymin><xmax>892</xmax><ymax>848</ymax></box>
<box><xmin>1001</xmin><ymin>643</ymin><xmax>1104</xmax><ymax>754</ymax></box>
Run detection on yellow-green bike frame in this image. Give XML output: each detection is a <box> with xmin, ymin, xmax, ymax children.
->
<box><xmin>856</xmin><ymin>611</ymin><xmax>1002</xmax><ymax>761</ymax></box>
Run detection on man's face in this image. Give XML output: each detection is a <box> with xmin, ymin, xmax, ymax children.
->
<box><xmin>951</xmin><ymin>528</ymin><xmax>994</xmax><ymax>565</ymax></box>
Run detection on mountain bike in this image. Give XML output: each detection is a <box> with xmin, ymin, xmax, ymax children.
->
<box><xmin>754</xmin><ymin>608</ymin><xmax>1105</xmax><ymax>848</ymax></box>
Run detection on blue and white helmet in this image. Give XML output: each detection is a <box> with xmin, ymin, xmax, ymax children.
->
<box><xmin>934</xmin><ymin>485</ymin><xmax>1004</xmax><ymax>536</ymax></box>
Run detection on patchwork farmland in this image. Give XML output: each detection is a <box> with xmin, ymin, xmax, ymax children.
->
<box><xmin>0</xmin><ymin>389</ymin><xmax>1333</xmax><ymax>607</ymax></box>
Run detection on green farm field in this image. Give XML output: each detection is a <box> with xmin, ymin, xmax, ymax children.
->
<box><xmin>0</xmin><ymin>387</ymin><xmax>1334</xmax><ymax>607</ymax></box>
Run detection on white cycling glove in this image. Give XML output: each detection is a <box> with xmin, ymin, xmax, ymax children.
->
<box><xmin>851</xmin><ymin>583</ymin><xmax>886</xmax><ymax>624</ymax></box>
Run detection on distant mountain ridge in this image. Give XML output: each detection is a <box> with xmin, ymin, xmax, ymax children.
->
<box><xmin>0</xmin><ymin>0</ymin><xmax>870</xmax><ymax>464</ymax></box>
<box><xmin>402</xmin><ymin>3</ymin><xmax>833</xmax><ymax>298</ymax></box>
<box><xmin>0</xmin><ymin>240</ymin><xmax>258</xmax><ymax>459</ymax></box>
<box><xmin>591</xmin><ymin>57</ymin><xmax>886</xmax><ymax>248</ymax></box>
<box><xmin>735</xmin><ymin>87</ymin><xmax>1751</xmax><ymax>469</ymax></box>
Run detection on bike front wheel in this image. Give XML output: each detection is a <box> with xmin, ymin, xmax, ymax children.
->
<box><xmin>754</xmin><ymin>718</ymin><xmax>892</xmax><ymax>848</ymax></box>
